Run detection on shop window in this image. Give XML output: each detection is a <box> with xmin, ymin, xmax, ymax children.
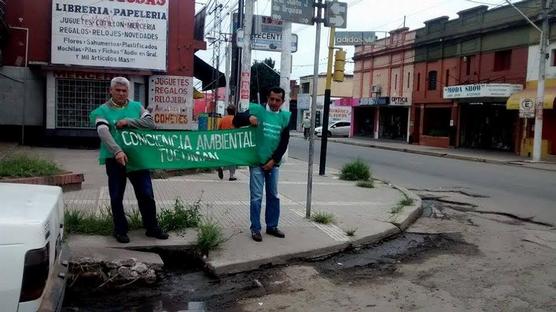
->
<box><xmin>552</xmin><ymin>49</ymin><xmax>556</xmax><ymax>66</ymax></box>
<box><xmin>417</xmin><ymin>73</ymin><xmax>421</xmax><ymax>91</ymax></box>
<box><xmin>493</xmin><ymin>50</ymin><xmax>512</xmax><ymax>71</ymax></box>
<box><xmin>301</xmin><ymin>82</ymin><xmax>310</xmax><ymax>93</ymax></box>
<box><xmin>428</xmin><ymin>71</ymin><xmax>437</xmax><ymax>90</ymax></box>
<box><xmin>56</xmin><ymin>79</ymin><xmax>110</xmax><ymax>129</ymax></box>
<box><xmin>464</xmin><ymin>55</ymin><xmax>474</xmax><ymax>76</ymax></box>
<box><xmin>407</xmin><ymin>72</ymin><xmax>411</xmax><ymax>89</ymax></box>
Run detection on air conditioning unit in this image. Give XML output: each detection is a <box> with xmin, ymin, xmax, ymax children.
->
<box><xmin>371</xmin><ymin>85</ymin><xmax>382</xmax><ymax>93</ymax></box>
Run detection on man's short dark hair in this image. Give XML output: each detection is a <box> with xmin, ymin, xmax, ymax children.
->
<box><xmin>268</xmin><ymin>87</ymin><xmax>286</xmax><ymax>101</ymax></box>
<box><xmin>226</xmin><ymin>104</ymin><xmax>236</xmax><ymax>115</ymax></box>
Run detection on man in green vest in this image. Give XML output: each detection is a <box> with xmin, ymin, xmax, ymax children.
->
<box><xmin>233</xmin><ymin>87</ymin><xmax>291</xmax><ymax>242</ymax></box>
<box><xmin>89</xmin><ymin>77</ymin><xmax>168</xmax><ymax>244</ymax></box>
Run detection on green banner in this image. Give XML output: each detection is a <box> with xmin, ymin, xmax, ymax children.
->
<box><xmin>118</xmin><ymin>128</ymin><xmax>258</xmax><ymax>171</ymax></box>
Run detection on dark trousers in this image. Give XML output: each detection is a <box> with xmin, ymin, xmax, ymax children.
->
<box><xmin>105</xmin><ymin>158</ymin><xmax>159</xmax><ymax>234</ymax></box>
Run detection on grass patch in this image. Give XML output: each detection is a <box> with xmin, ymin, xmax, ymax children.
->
<box><xmin>65</xmin><ymin>197</ymin><xmax>203</xmax><ymax>236</ymax></box>
<box><xmin>391</xmin><ymin>196</ymin><xmax>415</xmax><ymax>214</ymax></box>
<box><xmin>311</xmin><ymin>211</ymin><xmax>335</xmax><ymax>224</ymax></box>
<box><xmin>64</xmin><ymin>207</ymin><xmax>121</xmax><ymax>236</ymax></box>
<box><xmin>0</xmin><ymin>154</ymin><xmax>61</xmax><ymax>178</ymax></box>
<box><xmin>356</xmin><ymin>180</ymin><xmax>374</xmax><ymax>188</ymax></box>
<box><xmin>345</xmin><ymin>228</ymin><xmax>357</xmax><ymax>236</ymax></box>
<box><xmin>158</xmin><ymin>197</ymin><xmax>202</xmax><ymax>232</ymax></box>
<box><xmin>196</xmin><ymin>219</ymin><xmax>224</xmax><ymax>255</ymax></box>
<box><xmin>340</xmin><ymin>159</ymin><xmax>371</xmax><ymax>181</ymax></box>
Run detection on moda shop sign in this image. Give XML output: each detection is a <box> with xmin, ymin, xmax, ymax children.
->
<box><xmin>443</xmin><ymin>84</ymin><xmax>523</xmax><ymax>99</ymax></box>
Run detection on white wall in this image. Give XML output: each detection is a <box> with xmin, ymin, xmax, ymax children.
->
<box><xmin>527</xmin><ymin>42</ymin><xmax>556</xmax><ymax>81</ymax></box>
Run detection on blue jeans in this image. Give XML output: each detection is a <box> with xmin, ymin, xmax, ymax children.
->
<box><xmin>105</xmin><ymin>158</ymin><xmax>159</xmax><ymax>234</ymax></box>
<box><xmin>249</xmin><ymin>166</ymin><xmax>280</xmax><ymax>233</ymax></box>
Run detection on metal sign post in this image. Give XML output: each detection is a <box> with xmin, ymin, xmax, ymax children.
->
<box><xmin>271</xmin><ymin>0</ymin><xmax>347</xmax><ymax>218</ymax></box>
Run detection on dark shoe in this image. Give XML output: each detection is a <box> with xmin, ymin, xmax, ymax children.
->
<box><xmin>146</xmin><ymin>229</ymin><xmax>169</xmax><ymax>240</ymax></box>
<box><xmin>113</xmin><ymin>233</ymin><xmax>130</xmax><ymax>244</ymax></box>
<box><xmin>217</xmin><ymin>168</ymin><xmax>224</xmax><ymax>180</ymax></box>
<box><xmin>229</xmin><ymin>177</ymin><xmax>237</xmax><ymax>181</ymax></box>
<box><xmin>251</xmin><ymin>231</ymin><xmax>263</xmax><ymax>242</ymax></box>
<box><xmin>266</xmin><ymin>228</ymin><xmax>285</xmax><ymax>238</ymax></box>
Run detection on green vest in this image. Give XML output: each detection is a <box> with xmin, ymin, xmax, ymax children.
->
<box><xmin>89</xmin><ymin>100</ymin><xmax>143</xmax><ymax>164</ymax></box>
<box><xmin>249</xmin><ymin>103</ymin><xmax>291</xmax><ymax>164</ymax></box>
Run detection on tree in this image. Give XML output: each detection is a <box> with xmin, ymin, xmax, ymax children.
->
<box><xmin>250</xmin><ymin>58</ymin><xmax>280</xmax><ymax>103</ymax></box>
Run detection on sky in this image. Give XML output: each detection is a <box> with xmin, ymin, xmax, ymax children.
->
<box><xmin>195</xmin><ymin>0</ymin><xmax>507</xmax><ymax>88</ymax></box>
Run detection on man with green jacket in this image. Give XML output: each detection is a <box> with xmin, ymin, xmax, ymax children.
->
<box><xmin>89</xmin><ymin>77</ymin><xmax>168</xmax><ymax>244</ymax></box>
<box><xmin>233</xmin><ymin>87</ymin><xmax>291</xmax><ymax>242</ymax></box>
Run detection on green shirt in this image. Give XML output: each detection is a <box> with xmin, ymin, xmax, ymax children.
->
<box><xmin>89</xmin><ymin>100</ymin><xmax>143</xmax><ymax>164</ymax></box>
<box><xmin>249</xmin><ymin>103</ymin><xmax>291</xmax><ymax>164</ymax></box>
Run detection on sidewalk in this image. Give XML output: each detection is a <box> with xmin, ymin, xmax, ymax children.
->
<box><xmin>3</xmin><ymin>146</ymin><xmax>421</xmax><ymax>276</ymax></box>
<box><xmin>293</xmin><ymin>132</ymin><xmax>556</xmax><ymax>172</ymax></box>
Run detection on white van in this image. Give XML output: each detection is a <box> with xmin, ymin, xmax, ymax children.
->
<box><xmin>0</xmin><ymin>183</ymin><xmax>67</xmax><ymax>312</ymax></box>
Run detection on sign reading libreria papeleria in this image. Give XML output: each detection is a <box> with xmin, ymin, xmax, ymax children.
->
<box><xmin>118</xmin><ymin>128</ymin><xmax>258</xmax><ymax>172</ymax></box>
<box><xmin>51</xmin><ymin>0</ymin><xmax>168</xmax><ymax>71</ymax></box>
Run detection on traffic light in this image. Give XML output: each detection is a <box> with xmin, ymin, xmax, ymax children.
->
<box><xmin>333</xmin><ymin>49</ymin><xmax>346</xmax><ymax>82</ymax></box>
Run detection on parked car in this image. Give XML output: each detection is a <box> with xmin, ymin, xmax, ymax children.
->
<box><xmin>0</xmin><ymin>183</ymin><xmax>67</xmax><ymax>312</ymax></box>
<box><xmin>315</xmin><ymin>120</ymin><xmax>351</xmax><ymax>137</ymax></box>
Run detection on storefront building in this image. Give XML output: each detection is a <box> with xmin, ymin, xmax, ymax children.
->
<box><xmin>411</xmin><ymin>3</ymin><xmax>545</xmax><ymax>153</ymax></box>
<box><xmin>0</xmin><ymin>0</ymin><xmax>223</xmax><ymax>142</ymax></box>
<box><xmin>352</xmin><ymin>28</ymin><xmax>414</xmax><ymax>142</ymax></box>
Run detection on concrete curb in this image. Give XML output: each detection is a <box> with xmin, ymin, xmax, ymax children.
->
<box><xmin>204</xmin><ymin>182</ymin><xmax>424</xmax><ymax>276</ymax></box>
<box><xmin>292</xmin><ymin>133</ymin><xmax>556</xmax><ymax>173</ymax></box>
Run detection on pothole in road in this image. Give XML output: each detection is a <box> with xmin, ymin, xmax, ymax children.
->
<box><xmin>312</xmin><ymin>232</ymin><xmax>479</xmax><ymax>284</ymax></box>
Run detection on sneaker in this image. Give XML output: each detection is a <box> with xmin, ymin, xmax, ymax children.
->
<box><xmin>229</xmin><ymin>177</ymin><xmax>237</xmax><ymax>181</ymax></box>
<box><xmin>113</xmin><ymin>232</ymin><xmax>130</xmax><ymax>244</ymax></box>
<box><xmin>145</xmin><ymin>229</ymin><xmax>169</xmax><ymax>240</ymax></box>
<box><xmin>251</xmin><ymin>231</ymin><xmax>263</xmax><ymax>242</ymax></box>
<box><xmin>266</xmin><ymin>228</ymin><xmax>285</xmax><ymax>238</ymax></box>
<box><xmin>217</xmin><ymin>168</ymin><xmax>224</xmax><ymax>180</ymax></box>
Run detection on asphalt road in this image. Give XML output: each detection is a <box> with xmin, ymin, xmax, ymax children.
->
<box><xmin>288</xmin><ymin>137</ymin><xmax>556</xmax><ymax>225</ymax></box>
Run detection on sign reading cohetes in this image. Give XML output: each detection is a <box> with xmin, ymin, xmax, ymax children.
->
<box><xmin>51</xmin><ymin>0</ymin><xmax>168</xmax><ymax>71</ymax></box>
<box><xmin>149</xmin><ymin>76</ymin><xmax>193</xmax><ymax>130</ymax></box>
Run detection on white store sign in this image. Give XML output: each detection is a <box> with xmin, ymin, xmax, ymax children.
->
<box><xmin>149</xmin><ymin>75</ymin><xmax>193</xmax><ymax>130</ymax></box>
<box><xmin>51</xmin><ymin>0</ymin><xmax>168</xmax><ymax>71</ymax></box>
<box><xmin>443</xmin><ymin>84</ymin><xmax>523</xmax><ymax>99</ymax></box>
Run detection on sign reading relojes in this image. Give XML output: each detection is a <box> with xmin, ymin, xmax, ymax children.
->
<box><xmin>149</xmin><ymin>75</ymin><xmax>193</xmax><ymax>130</ymax></box>
<box><xmin>51</xmin><ymin>0</ymin><xmax>168</xmax><ymax>71</ymax></box>
<box><xmin>119</xmin><ymin>128</ymin><xmax>259</xmax><ymax>172</ymax></box>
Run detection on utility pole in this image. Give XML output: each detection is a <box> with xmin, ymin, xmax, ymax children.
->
<box><xmin>306</xmin><ymin>0</ymin><xmax>323</xmax><ymax>218</ymax></box>
<box><xmin>318</xmin><ymin>25</ymin><xmax>336</xmax><ymax>175</ymax></box>
<box><xmin>238</xmin><ymin>0</ymin><xmax>253</xmax><ymax>112</ymax></box>
<box><xmin>231</xmin><ymin>1</ymin><xmax>244</xmax><ymax>107</ymax></box>
<box><xmin>533</xmin><ymin>0</ymin><xmax>550</xmax><ymax>161</ymax></box>
<box><xmin>505</xmin><ymin>0</ymin><xmax>550</xmax><ymax>161</ymax></box>
<box><xmin>281</xmin><ymin>21</ymin><xmax>292</xmax><ymax>162</ymax></box>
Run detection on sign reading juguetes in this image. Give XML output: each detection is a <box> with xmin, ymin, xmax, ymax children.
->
<box><xmin>51</xmin><ymin>0</ymin><xmax>168</xmax><ymax>70</ymax></box>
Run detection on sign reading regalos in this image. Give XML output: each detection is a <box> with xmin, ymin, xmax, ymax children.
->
<box><xmin>149</xmin><ymin>75</ymin><xmax>193</xmax><ymax>130</ymax></box>
<box><xmin>443</xmin><ymin>84</ymin><xmax>523</xmax><ymax>99</ymax></box>
<box><xmin>51</xmin><ymin>0</ymin><xmax>168</xmax><ymax>70</ymax></box>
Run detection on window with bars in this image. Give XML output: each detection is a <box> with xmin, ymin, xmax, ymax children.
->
<box><xmin>56</xmin><ymin>79</ymin><xmax>110</xmax><ymax>129</ymax></box>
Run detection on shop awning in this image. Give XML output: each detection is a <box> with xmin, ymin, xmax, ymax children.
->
<box><xmin>507</xmin><ymin>88</ymin><xmax>556</xmax><ymax>110</ymax></box>
<box><xmin>193</xmin><ymin>88</ymin><xmax>204</xmax><ymax>99</ymax></box>
<box><xmin>194</xmin><ymin>55</ymin><xmax>226</xmax><ymax>91</ymax></box>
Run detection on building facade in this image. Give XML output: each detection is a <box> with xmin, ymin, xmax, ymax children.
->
<box><xmin>296</xmin><ymin>73</ymin><xmax>353</xmax><ymax>130</ymax></box>
<box><xmin>412</xmin><ymin>1</ymin><xmax>554</xmax><ymax>155</ymax></box>
<box><xmin>352</xmin><ymin>28</ymin><xmax>415</xmax><ymax>141</ymax></box>
<box><xmin>0</xmin><ymin>0</ymin><xmax>221</xmax><ymax>142</ymax></box>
